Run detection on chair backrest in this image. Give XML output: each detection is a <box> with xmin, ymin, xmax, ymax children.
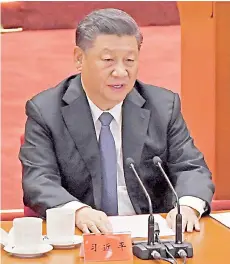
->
<box><xmin>0</xmin><ymin>209</ymin><xmax>24</xmax><ymax>221</ymax></box>
<box><xmin>20</xmin><ymin>134</ymin><xmax>39</xmax><ymax>217</ymax></box>
<box><xmin>211</xmin><ymin>200</ymin><xmax>230</xmax><ymax>211</ymax></box>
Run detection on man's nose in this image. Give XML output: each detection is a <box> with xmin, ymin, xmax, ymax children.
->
<box><xmin>111</xmin><ymin>63</ymin><xmax>128</xmax><ymax>78</ymax></box>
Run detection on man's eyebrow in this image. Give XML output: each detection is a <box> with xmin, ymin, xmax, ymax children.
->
<box><xmin>100</xmin><ymin>48</ymin><xmax>137</xmax><ymax>54</ymax></box>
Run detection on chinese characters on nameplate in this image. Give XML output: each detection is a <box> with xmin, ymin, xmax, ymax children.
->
<box><xmin>82</xmin><ymin>233</ymin><xmax>133</xmax><ymax>261</ymax></box>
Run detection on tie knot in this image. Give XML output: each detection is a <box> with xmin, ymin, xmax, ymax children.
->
<box><xmin>99</xmin><ymin>112</ymin><xmax>113</xmax><ymax>126</ymax></box>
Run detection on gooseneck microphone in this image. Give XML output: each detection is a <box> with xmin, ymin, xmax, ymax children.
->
<box><xmin>125</xmin><ymin>157</ymin><xmax>154</xmax><ymax>245</ymax></box>
<box><xmin>152</xmin><ymin>156</ymin><xmax>182</xmax><ymax>244</ymax></box>
<box><xmin>152</xmin><ymin>156</ymin><xmax>193</xmax><ymax>258</ymax></box>
<box><xmin>126</xmin><ymin>158</ymin><xmax>153</xmax><ymax>215</ymax></box>
<box><xmin>126</xmin><ymin>158</ymin><xmax>167</xmax><ymax>260</ymax></box>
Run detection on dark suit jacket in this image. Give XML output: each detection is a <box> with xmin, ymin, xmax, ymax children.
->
<box><xmin>19</xmin><ymin>74</ymin><xmax>215</xmax><ymax>217</ymax></box>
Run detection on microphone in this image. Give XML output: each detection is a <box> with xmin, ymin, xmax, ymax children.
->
<box><xmin>152</xmin><ymin>156</ymin><xmax>182</xmax><ymax>243</ymax></box>
<box><xmin>126</xmin><ymin>158</ymin><xmax>153</xmax><ymax>216</ymax></box>
<box><xmin>152</xmin><ymin>156</ymin><xmax>193</xmax><ymax>258</ymax></box>
<box><xmin>126</xmin><ymin>158</ymin><xmax>167</xmax><ymax>260</ymax></box>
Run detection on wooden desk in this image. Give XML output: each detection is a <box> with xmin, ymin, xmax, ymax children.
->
<box><xmin>1</xmin><ymin>214</ymin><xmax>230</xmax><ymax>264</ymax></box>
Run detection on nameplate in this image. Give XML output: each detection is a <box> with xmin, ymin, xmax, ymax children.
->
<box><xmin>82</xmin><ymin>233</ymin><xmax>133</xmax><ymax>261</ymax></box>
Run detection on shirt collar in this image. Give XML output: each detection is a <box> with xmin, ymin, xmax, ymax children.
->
<box><xmin>87</xmin><ymin>96</ymin><xmax>122</xmax><ymax>125</ymax></box>
<box><xmin>81</xmin><ymin>77</ymin><xmax>122</xmax><ymax>124</ymax></box>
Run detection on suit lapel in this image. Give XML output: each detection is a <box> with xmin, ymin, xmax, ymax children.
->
<box><xmin>122</xmin><ymin>88</ymin><xmax>150</xmax><ymax>213</ymax></box>
<box><xmin>61</xmin><ymin>75</ymin><xmax>102</xmax><ymax>209</ymax></box>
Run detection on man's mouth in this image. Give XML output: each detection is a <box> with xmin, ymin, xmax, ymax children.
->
<box><xmin>108</xmin><ymin>84</ymin><xmax>125</xmax><ymax>89</ymax></box>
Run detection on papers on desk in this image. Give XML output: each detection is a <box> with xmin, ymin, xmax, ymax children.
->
<box><xmin>0</xmin><ymin>227</ymin><xmax>14</xmax><ymax>246</ymax></box>
<box><xmin>108</xmin><ymin>214</ymin><xmax>174</xmax><ymax>238</ymax></box>
<box><xmin>210</xmin><ymin>212</ymin><xmax>230</xmax><ymax>228</ymax></box>
<box><xmin>0</xmin><ymin>228</ymin><xmax>9</xmax><ymax>246</ymax></box>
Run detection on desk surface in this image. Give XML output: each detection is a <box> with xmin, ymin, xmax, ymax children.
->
<box><xmin>1</xmin><ymin>214</ymin><xmax>230</xmax><ymax>264</ymax></box>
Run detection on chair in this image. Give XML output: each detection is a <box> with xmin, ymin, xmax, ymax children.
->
<box><xmin>0</xmin><ymin>209</ymin><xmax>24</xmax><ymax>221</ymax></box>
<box><xmin>20</xmin><ymin>134</ymin><xmax>39</xmax><ymax>217</ymax></box>
<box><xmin>211</xmin><ymin>200</ymin><xmax>230</xmax><ymax>211</ymax></box>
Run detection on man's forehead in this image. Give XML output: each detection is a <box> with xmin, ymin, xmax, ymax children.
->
<box><xmin>100</xmin><ymin>47</ymin><xmax>138</xmax><ymax>53</ymax></box>
<box><xmin>92</xmin><ymin>34</ymin><xmax>139</xmax><ymax>52</ymax></box>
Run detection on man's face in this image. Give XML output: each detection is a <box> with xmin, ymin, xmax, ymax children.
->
<box><xmin>76</xmin><ymin>34</ymin><xmax>139</xmax><ymax>110</ymax></box>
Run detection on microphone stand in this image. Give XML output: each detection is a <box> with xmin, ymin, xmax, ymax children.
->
<box><xmin>154</xmin><ymin>158</ymin><xmax>193</xmax><ymax>258</ymax></box>
<box><xmin>126</xmin><ymin>159</ymin><xmax>167</xmax><ymax>259</ymax></box>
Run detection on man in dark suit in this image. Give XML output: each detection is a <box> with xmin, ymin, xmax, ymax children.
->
<box><xmin>19</xmin><ymin>8</ymin><xmax>214</xmax><ymax>234</ymax></box>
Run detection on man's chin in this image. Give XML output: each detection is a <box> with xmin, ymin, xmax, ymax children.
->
<box><xmin>101</xmin><ymin>97</ymin><xmax>124</xmax><ymax>110</ymax></box>
<box><xmin>108</xmin><ymin>95</ymin><xmax>125</xmax><ymax>105</ymax></box>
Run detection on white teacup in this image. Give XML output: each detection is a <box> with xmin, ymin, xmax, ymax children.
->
<box><xmin>46</xmin><ymin>208</ymin><xmax>75</xmax><ymax>243</ymax></box>
<box><xmin>12</xmin><ymin>217</ymin><xmax>43</xmax><ymax>250</ymax></box>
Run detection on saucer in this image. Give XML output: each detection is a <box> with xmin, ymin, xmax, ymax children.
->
<box><xmin>4</xmin><ymin>244</ymin><xmax>53</xmax><ymax>258</ymax></box>
<box><xmin>43</xmin><ymin>235</ymin><xmax>83</xmax><ymax>249</ymax></box>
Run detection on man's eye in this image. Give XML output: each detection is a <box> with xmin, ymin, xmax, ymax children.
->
<box><xmin>127</xmin><ymin>59</ymin><xmax>134</xmax><ymax>62</ymax></box>
<box><xmin>103</xmin><ymin>58</ymin><xmax>113</xmax><ymax>62</ymax></box>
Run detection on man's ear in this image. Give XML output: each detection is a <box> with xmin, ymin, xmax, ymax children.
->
<box><xmin>74</xmin><ymin>46</ymin><xmax>83</xmax><ymax>72</ymax></box>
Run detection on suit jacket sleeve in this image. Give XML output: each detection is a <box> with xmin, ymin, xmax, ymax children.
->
<box><xmin>19</xmin><ymin>100</ymin><xmax>79</xmax><ymax>217</ymax></box>
<box><xmin>167</xmin><ymin>93</ymin><xmax>215</xmax><ymax>213</ymax></box>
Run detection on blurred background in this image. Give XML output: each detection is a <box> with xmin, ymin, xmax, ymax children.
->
<box><xmin>1</xmin><ymin>1</ymin><xmax>230</xmax><ymax>213</ymax></box>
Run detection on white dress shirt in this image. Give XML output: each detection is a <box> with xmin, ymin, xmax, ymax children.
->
<box><xmin>61</xmin><ymin>96</ymin><xmax>206</xmax><ymax>217</ymax></box>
